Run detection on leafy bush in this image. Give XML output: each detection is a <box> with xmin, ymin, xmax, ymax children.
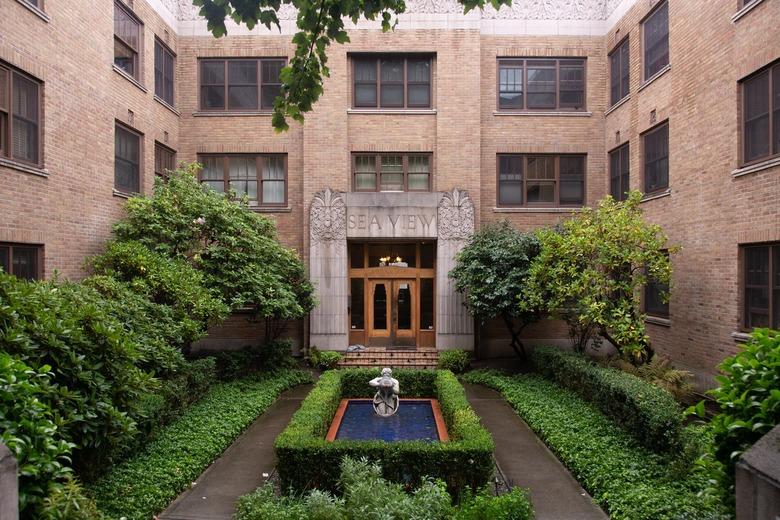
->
<box><xmin>89</xmin><ymin>369</ymin><xmax>311</xmax><ymax>520</ymax></box>
<box><xmin>316</xmin><ymin>350</ymin><xmax>342</xmax><ymax>370</ymax></box>
<box><xmin>463</xmin><ymin>370</ymin><xmax>726</xmax><ymax>520</ymax></box>
<box><xmin>275</xmin><ymin>369</ymin><xmax>493</xmax><ymax>496</ymax></box>
<box><xmin>532</xmin><ymin>346</ymin><xmax>683</xmax><ymax>451</ymax></box>
<box><xmin>604</xmin><ymin>354</ymin><xmax>694</xmax><ymax>402</ymax></box>
<box><xmin>38</xmin><ymin>477</ymin><xmax>102</xmax><ymax>520</ymax></box>
<box><xmin>438</xmin><ymin>350</ymin><xmax>471</xmax><ymax>374</ymax></box>
<box><xmin>235</xmin><ymin>457</ymin><xmax>532</xmax><ymax>520</ymax></box>
<box><xmin>688</xmin><ymin>328</ymin><xmax>780</xmax><ymax>503</ymax></box>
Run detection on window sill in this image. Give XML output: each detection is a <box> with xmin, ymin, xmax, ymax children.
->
<box><xmin>732</xmin><ymin>0</ymin><xmax>766</xmax><ymax>22</ymax></box>
<box><xmin>645</xmin><ymin>315</ymin><xmax>671</xmax><ymax>327</ymax></box>
<box><xmin>250</xmin><ymin>205</ymin><xmax>292</xmax><ymax>213</ymax></box>
<box><xmin>493</xmin><ymin>206</ymin><xmax>583</xmax><ymax>213</ymax></box>
<box><xmin>641</xmin><ymin>188</ymin><xmax>671</xmax><ymax>203</ymax></box>
<box><xmin>112</xmin><ymin>189</ymin><xmax>135</xmax><ymax>199</ymax></box>
<box><xmin>16</xmin><ymin>0</ymin><xmax>49</xmax><ymax>21</ymax></box>
<box><xmin>731</xmin><ymin>155</ymin><xmax>780</xmax><ymax>178</ymax></box>
<box><xmin>192</xmin><ymin>111</ymin><xmax>273</xmax><ymax>117</ymax></box>
<box><xmin>605</xmin><ymin>95</ymin><xmax>630</xmax><ymax>116</ymax></box>
<box><xmin>113</xmin><ymin>65</ymin><xmax>148</xmax><ymax>93</ymax></box>
<box><xmin>493</xmin><ymin>111</ymin><xmax>592</xmax><ymax>117</ymax></box>
<box><xmin>347</xmin><ymin>109</ymin><xmax>437</xmax><ymax>115</ymax></box>
<box><xmin>638</xmin><ymin>64</ymin><xmax>671</xmax><ymax>93</ymax></box>
<box><xmin>731</xmin><ymin>331</ymin><xmax>752</xmax><ymax>343</ymax></box>
<box><xmin>154</xmin><ymin>95</ymin><xmax>180</xmax><ymax>116</ymax></box>
<box><xmin>0</xmin><ymin>157</ymin><xmax>48</xmax><ymax>177</ymax></box>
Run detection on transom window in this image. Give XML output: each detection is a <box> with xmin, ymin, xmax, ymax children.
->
<box><xmin>154</xmin><ymin>142</ymin><xmax>176</xmax><ymax>177</ymax></box>
<box><xmin>609</xmin><ymin>38</ymin><xmax>630</xmax><ymax>106</ymax></box>
<box><xmin>198</xmin><ymin>154</ymin><xmax>287</xmax><ymax>206</ymax></box>
<box><xmin>0</xmin><ymin>62</ymin><xmax>41</xmax><ymax>165</ymax></box>
<box><xmin>642</xmin><ymin>1</ymin><xmax>669</xmax><ymax>80</ymax></box>
<box><xmin>742</xmin><ymin>244</ymin><xmax>780</xmax><ymax>329</ymax></box>
<box><xmin>352</xmin><ymin>153</ymin><xmax>431</xmax><ymax>192</ymax></box>
<box><xmin>741</xmin><ymin>61</ymin><xmax>780</xmax><ymax>165</ymax></box>
<box><xmin>154</xmin><ymin>39</ymin><xmax>175</xmax><ymax>106</ymax></box>
<box><xmin>497</xmin><ymin>58</ymin><xmax>586</xmax><ymax>111</ymax></box>
<box><xmin>0</xmin><ymin>243</ymin><xmax>42</xmax><ymax>281</ymax></box>
<box><xmin>114</xmin><ymin>1</ymin><xmax>141</xmax><ymax>79</ymax></box>
<box><xmin>643</xmin><ymin>122</ymin><xmax>669</xmax><ymax>193</ymax></box>
<box><xmin>115</xmin><ymin>123</ymin><xmax>141</xmax><ymax>194</ymax></box>
<box><xmin>497</xmin><ymin>154</ymin><xmax>585</xmax><ymax>207</ymax></box>
<box><xmin>353</xmin><ymin>56</ymin><xmax>432</xmax><ymax>109</ymax></box>
<box><xmin>199</xmin><ymin>58</ymin><xmax>285</xmax><ymax>111</ymax></box>
<box><xmin>609</xmin><ymin>143</ymin><xmax>630</xmax><ymax>201</ymax></box>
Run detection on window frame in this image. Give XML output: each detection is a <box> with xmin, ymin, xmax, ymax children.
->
<box><xmin>114</xmin><ymin>0</ymin><xmax>142</xmax><ymax>81</ymax></box>
<box><xmin>608</xmin><ymin>36</ymin><xmax>630</xmax><ymax>107</ymax></box>
<box><xmin>114</xmin><ymin>121</ymin><xmax>142</xmax><ymax>194</ymax></box>
<box><xmin>740</xmin><ymin>243</ymin><xmax>779</xmax><ymax>331</ymax></box>
<box><xmin>351</xmin><ymin>153</ymin><xmax>433</xmax><ymax>193</ymax></box>
<box><xmin>496</xmin><ymin>58</ymin><xmax>587</xmax><ymax>112</ymax></box>
<box><xmin>641</xmin><ymin>0</ymin><xmax>669</xmax><ymax>82</ymax></box>
<box><xmin>644</xmin><ymin>250</ymin><xmax>670</xmax><ymax>319</ymax></box>
<box><xmin>495</xmin><ymin>153</ymin><xmax>587</xmax><ymax>208</ymax></box>
<box><xmin>351</xmin><ymin>55</ymin><xmax>433</xmax><ymax>110</ymax></box>
<box><xmin>609</xmin><ymin>142</ymin><xmax>630</xmax><ymax>201</ymax></box>
<box><xmin>198</xmin><ymin>58</ymin><xmax>287</xmax><ymax>112</ymax></box>
<box><xmin>0</xmin><ymin>62</ymin><xmax>43</xmax><ymax>167</ymax></box>
<box><xmin>641</xmin><ymin>120</ymin><xmax>669</xmax><ymax>194</ymax></box>
<box><xmin>0</xmin><ymin>242</ymin><xmax>44</xmax><ymax>280</ymax></box>
<box><xmin>739</xmin><ymin>61</ymin><xmax>780</xmax><ymax>167</ymax></box>
<box><xmin>154</xmin><ymin>141</ymin><xmax>176</xmax><ymax>178</ymax></box>
<box><xmin>154</xmin><ymin>37</ymin><xmax>175</xmax><ymax>106</ymax></box>
<box><xmin>196</xmin><ymin>153</ymin><xmax>288</xmax><ymax>207</ymax></box>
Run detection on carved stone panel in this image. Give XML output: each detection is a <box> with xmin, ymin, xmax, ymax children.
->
<box><xmin>438</xmin><ymin>188</ymin><xmax>475</xmax><ymax>241</ymax></box>
<box><xmin>310</xmin><ymin>188</ymin><xmax>347</xmax><ymax>243</ymax></box>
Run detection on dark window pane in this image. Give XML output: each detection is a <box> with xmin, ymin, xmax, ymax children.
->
<box><xmin>228</xmin><ymin>156</ymin><xmax>258</xmax><ymax>200</ymax></box>
<box><xmin>354</xmin><ymin>60</ymin><xmax>377</xmax><ymax>82</ymax></box>
<box><xmin>262</xmin><ymin>60</ymin><xmax>283</xmax><ymax>84</ymax></box>
<box><xmin>610</xmin><ymin>144</ymin><xmax>630</xmax><ymax>201</ymax></box>
<box><xmin>746</xmin><ymin>246</ymin><xmax>769</xmax><ymax>286</ymax></box>
<box><xmin>12</xmin><ymin>247</ymin><xmax>38</xmax><ymax>281</ymax></box>
<box><xmin>201</xmin><ymin>86</ymin><xmax>225</xmax><ymax>109</ymax></box>
<box><xmin>744</xmin><ymin>71</ymin><xmax>770</xmax><ymax>162</ymax></box>
<box><xmin>0</xmin><ymin>246</ymin><xmax>9</xmax><ymax>274</ymax></box>
<box><xmin>407</xmin><ymin>59</ymin><xmax>429</xmax><ymax>83</ymax></box>
<box><xmin>526</xmin><ymin>63</ymin><xmax>556</xmax><ymax>108</ymax></box>
<box><xmin>355</xmin><ymin>84</ymin><xmax>377</xmax><ymax>106</ymax></box>
<box><xmin>773</xmin><ymin>66</ymin><xmax>780</xmax><ymax>154</ymax></box>
<box><xmin>744</xmin><ymin>246</ymin><xmax>770</xmax><ymax>329</ymax></box>
<box><xmin>407</xmin><ymin>60</ymin><xmax>430</xmax><ymax>107</ymax></box>
<box><xmin>12</xmin><ymin>73</ymin><xmax>38</xmax><ymax>164</ymax></box>
<box><xmin>350</xmin><ymin>243</ymin><xmax>364</xmax><ymax>269</ymax></box>
<box><xmin>261</xmin><ymin>156</ymin><xmax>285</xmax><ymax>204</ymax></box>
<box><xmin>643</xmin><ymin>1</ymin><xmax>669</xmax><ymax>79</ymax></box>
<box><xmin>114</xmin><ymin>39</ymin><xmax>135</xmax><ymax>76</ymax></box>
<box><xmin>380</xmin><ymin>59</ymin><xmax>403</xmax><ymax>107</ymax></box>
<box><xmin>115</xmin><ymin>126</ymin><xmax>140</xmax><ymax>193</ymax></box>
<box><xmin>381</xmin><ymin>59</ymin><xmax>403</xmax><ymax>82</ymax></box>
<box><xmin>380</xmin><ymin>84</ymin><xmax>404</xmax><ymax>107</ymax></box>
<box><xmin>228</xmin><ymin>86</ymin><xmax>258</xmax><ymax>110</ymax></box>
<box><xmin>408</xmin><ymin>84</ymin><xmax>430</xmax><ymax>107</ymax></box>
<box><xmin>420</xmin><ymin>278</ymin><xmax>434</xmax><ymax>330</ymax></box>
<box><xmin>261</xmin><ymin>85</ymin><xmax>281</xmax><ymax>110</ymax></box>
<box><xmin>498</xmin><ymin>155</ymin><xmax>523</xmax><ymax>205</ymax></box>
<box><xmin>380</xmin><ymin>155</ymin><xmax>404</xmax><ymax>191</ymax></box>
<box><xmin>229</xmin><ymin>61</ymin><xmax>257</xmax><ymax>85</ymax></box>
<box><xmin>200</xmin><ymin>156</ymin><xmax>225</xmax><ymax>193</ymax></box>
<box><xmin>646</xmin><ymin>277</ymin><xmax>669</xmax><ymax>317</ymax></box>
<box><xmin>559</xmin><ymin>156</ymin><xmax>584</xmax><ymax>205</ymax></box>
<box><xmin>351</xmin><ymin>278</ymin><xmax>364</xmax><ymax>329</ymax></box>
<box><xmin>228</xmin><ymin>61</ymin><xmax>258</xmax><ymax>110</ymax></box>
<box><xmin>201</xmin><ymin>61</ymin><xmax>225</xmax><ymax>84</ymax></box>
<box><xmin>420</xmin><ymin>243</ymin><xmax>435</xmax><ymax>269</ymax></box>
<box><xmin>154</xmin><ymin>41</ymin><xmax>164</xmax><ymax>98</ymax></box>
<box><xmin>620</xmin><ymin>42</ymin><xmax>630</xmax><ymax>99</ymax></box>
<box><xmin>354</xmin><ymin>155</ymin><xmax>376</xmax><ymax>190</ymax></box>
<box><xmin>408</xmin><ymin>155</ymin><xmax>429</xmax><ymax>190</ymax></box>
<box><xmin>559</xmin><ymin>61</ymin><xmax>585</xmax><ymax>109</ymax></box>
<box><xmin>499</xmin><ymin>63</ymin><xmax>523</xmax><ymax>109</ymax></box>
<box><xmin>644</xmin><ymin>124</ymin><xmax>669</xmax><ymax>192</ymax></box>
<box><xmin>610</xmin><ymin>40</ymin><xmax>630</xmax><ymax>106</ymax></box>
<box><xmin>114</xmin><ymin>4</ymin><xmax>139</xmax><ymax>49</ymax></box>
<box><xmin>163</xmin><ymin>47</ymin><xmax>174</xmax><ymax>105</ymax></box>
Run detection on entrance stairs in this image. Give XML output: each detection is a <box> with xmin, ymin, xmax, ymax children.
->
<box><xmin>338</xmin><ymin>347</ymin><xmax>439</xmax><ymax>369</ymax></box>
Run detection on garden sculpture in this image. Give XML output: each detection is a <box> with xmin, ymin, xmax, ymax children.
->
<box><xmin>369</xmin><ymin>367</ymin><xmax>400</xmax><ymax>416</ymax></box>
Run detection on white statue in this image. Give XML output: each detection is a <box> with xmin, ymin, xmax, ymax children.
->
<box><xmin>369</xmin><ymin>367</ymin><xmax>400</xmax><ymax>416</ymax></box>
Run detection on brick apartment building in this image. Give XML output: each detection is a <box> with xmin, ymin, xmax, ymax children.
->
<box><xmin>0</xmin><ymin>0</ymin><xmax>778</xmax><ymax>386</ymax></box>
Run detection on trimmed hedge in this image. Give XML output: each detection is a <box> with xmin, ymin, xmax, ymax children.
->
<box><xmin>89</xmin><ymin>369</ymin><xmax>311</xmax><ymax>520</ymax></box>
<box><xmin>532</xmin><ymin>346</ymin><xmax>683</xmax><ymax>451</ymax></box>
<box><xmin>275</xmin><ymin>369</ymin><xmax>493</xmax><ymax>496</ymax></box>
<box><xmin>463</xmin><ymin>370</ymin><xmax>726</xmax><ymax>520</ymax></box>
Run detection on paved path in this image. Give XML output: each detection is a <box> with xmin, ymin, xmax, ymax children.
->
<box><xmin>465</xmin><ymin>383</ymin><xmax>608</xmax><ymax>520</ymax></box>
<box><xmin>159</xmin><ymin>384</ymin><xmax>312</xmax><ymax>520</ymax></box>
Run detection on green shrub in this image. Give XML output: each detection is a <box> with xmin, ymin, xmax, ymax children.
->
<box><xmin>438</xmin><ymin>350</ymin><xmax>471</xmax><ymax>374</ymax></box>
<box><xmin>463</xmin><ymin>370</ymin><xmax>726</xmax><ymax>520</ymax></box>
<box><xmin>257</xmin><ymin>338</ymin><xmax>298</xmax><ymax>369</ymax></box>
<box><xmin>317</xmin><ymin>350</ymin><xmax>342</xmax><ymax>370</ymax></box>
<box><xmin>89</xmin><ymin>369</ymin><xmax>311</xmax><ymax>520</ymax></box>
<box><xmin>454</xmin><ymin>488</ymin><xmax>533</xmax><ymax>520</ymax></box>
<box><xmin>275</xmin><ymin>369</ymin><xmax>493</xmax><ymax>496</ymax></box>
<box><xmin>532</xmin><ymin>346</ymin><xmax>683</xmax><ymax>451</ymax></box>
<box><xmin>603</xmin><ymin>354</ymin><xmax>694</xmax><ymax>402</ymax></box>
<box><xmin>38</xmin><ymin>477</ymin><xmax>102</xmax><ymax>520</ymax></box>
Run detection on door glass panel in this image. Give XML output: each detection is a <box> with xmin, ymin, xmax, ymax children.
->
<box><xmin>351</xmin><ymin>278</ymin><xmax>364</xmax><ymax>330</ymax></box>
<box><xmin>373</xmin><ymin>283</ymin><xmax>388</xmax><ymax>330</ymax></box>
<box><xmin>420</xmin><ymin>278</ymin><xmax>434</xmax><ymax>330</ymax></box>
<box><xmin>397</xmin><ymin>282</ymin><xmax>412</xmax><ymax>330</ymax></box>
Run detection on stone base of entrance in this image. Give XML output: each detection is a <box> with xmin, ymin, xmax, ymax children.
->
<box><xmin>338</xmin><ymin>347</ymin><xmax>438</xmax><ymax>369</ymax></box>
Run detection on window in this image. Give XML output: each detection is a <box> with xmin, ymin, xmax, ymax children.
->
<box><xmin>609</xmin><ymin>38</ymin><xmax>630</xmax><ymax>106</ymax></box>
<box><xmin>115</xmin><ymin>123</ymin><xmax>141</xmax><ymax>193</ymax></box>
<box><xmin>497</xmin><ymin>154</ymin><xmax>585</xmax><ymax>207</ymax></box>
<box><xmin>199</xmin><ymin>58</ymin><xmax>284</xmax><ymax>111</ymax></box>
<box><xmin>154</xmin><ymin>142</ymin><xmax>175</xmax><ymax>177</ymax></box>
<box><xmin>742</xmin><ymin>244</ymin><xmax>780</xmax><ymax>329</ymax></box>
<box><xmin>197</xmin><ymin>154</ymin><xmax>287</xmax><ymax>205</ymax></box>
<box><xmin>497</xmin><ymin>58</ymin><xmax>586</xmax><ymax>111</ymax></box>
<box><xmin>114</xmin><ymin>1</ymin><xmax>141</xmax><ymax>79</ymax></box>
<box><xmin>643</xmin><ymin>122</ymin><xmax>668</xmax><ymax>193</ymax></box>
<box><xmin>642</xmin><ymin>1</ymin><xmax>669</xmax><ymax>80</ymax></box>
<box><xmin>352</xmin><ymin>153</ymin><xmax>431</xmax><ymax>192</ymax></box>
<box><xmin>0</xmin><ymin>243</ymin><xmax>42</xmax><ymax>280</ymax></box>
<box><xmin>645</xmin><ymin>251</ymin><xmax>670</xmax><ymax>318</ymax></box>
<box><xmin>609</xmin><ymin>143</ymin><xmax>630</xmax><ymax>201</ymax></box>
<box><xmin>352</xmin><ymin>56</ymin><xmax>431</xmax><ymax>109</ymax></box>
<box><xmin>0</xmin><ymin>63</ymin><xmax>41</xmax><ymax>165</ymax></box>
<box><xmin>154</xmin><ymin>39</ymin><xmax>175</xmax><ymax>106</ymax></box>
<box><xmin>741</xmin><ymin>62</ymin><xmax>780</xmax><ymax>164</ymax></box>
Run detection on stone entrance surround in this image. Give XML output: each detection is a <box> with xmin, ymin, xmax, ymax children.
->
<box><xmin>309</xmin><ymin>188</ymin><xmax>475</xmax><ymax>350</ymax></box>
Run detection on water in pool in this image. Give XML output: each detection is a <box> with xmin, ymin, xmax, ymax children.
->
<box><xmin>335</xmin><ymin>400</ymin><xmax>440</xmax><ymax>441</ymax></box>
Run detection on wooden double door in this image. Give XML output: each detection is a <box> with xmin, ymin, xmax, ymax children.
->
<box><xmin>367</xmin><ymin>279</ymin><xmax>416</xmax><ymax>346</ymax></box>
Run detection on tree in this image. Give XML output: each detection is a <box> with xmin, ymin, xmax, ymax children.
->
<box><xmin>193</xmin><ymin>0</ymin><xmax>512</xmax><ymax>131</ymax></box>
<box><xmin>524</xmin><ymin>191</ymin><xmax>675</xmax><ymax>362</ymax></box>
<box><xmin>449</xmin><ymin>221</ymin><xmax>541</xmax><ymax>359</ymax></box>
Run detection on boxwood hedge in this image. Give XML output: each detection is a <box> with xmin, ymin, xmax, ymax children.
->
<box><xmin>463</xmin><ymin>370</ymin><xmax>726</xmax><ymax>520</ymax></box>
<box><xmin>275</xmin><ymin>369</ymin><xmax>493</xmax><ymax>496</ymax></box>
<box><xmin>531</xmin><ymin>346</ymin><xmax>683</xmax><ymax>451</ymax></box>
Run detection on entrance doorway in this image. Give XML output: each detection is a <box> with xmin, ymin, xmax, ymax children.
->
<box><xmin>348</xmin><ymin>242</ymin><xmax>435</xmax><ymax>348</ymax></box>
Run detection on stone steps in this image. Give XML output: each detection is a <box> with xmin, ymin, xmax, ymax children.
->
<box><xmin>338</xmin><ymin>348</ymin><xmax>439</xmax><ymax>369</ymax></box>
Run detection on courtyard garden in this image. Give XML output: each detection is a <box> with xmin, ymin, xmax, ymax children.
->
<box><xmin>1</xmin><ymin>164</ymin><xmax>778</xmax><ymax>519</ymax></box>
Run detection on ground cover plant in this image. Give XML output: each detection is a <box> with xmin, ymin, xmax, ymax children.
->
<box><xmin>89</xmin><ymin>369</ymin><xmax>311</xmax><ymax>520</ymax></box>
<box><xmin>275</xmin><ymin>369</ymin><xmax>493</xmax><ymax>496</ymax></box>
<box><xmin>462</xmin><ymin>370</ymin><xmax>727</xmax><ymax>520</ymax></box>
<box><xmin>235</xmin><ymin>457</ymin><xmax>533</xmax><ymax>520</ymax></box>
